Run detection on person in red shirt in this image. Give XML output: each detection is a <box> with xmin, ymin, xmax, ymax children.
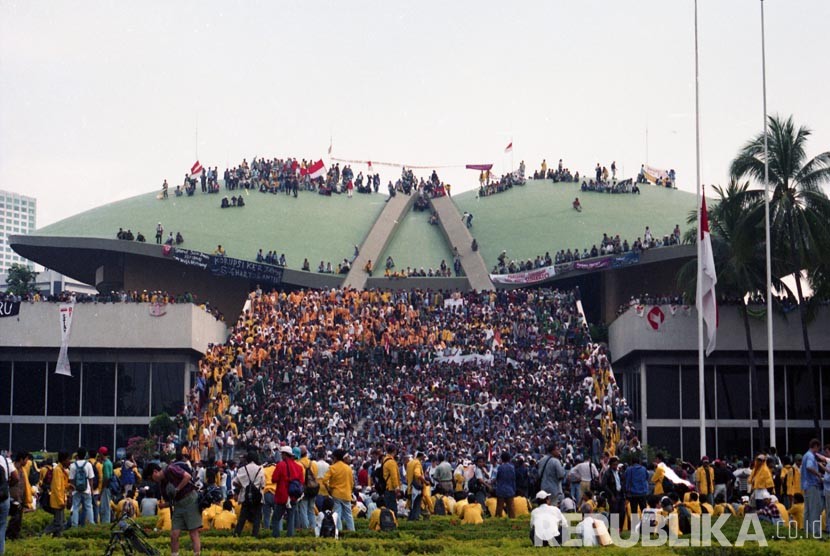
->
<box><xmin>358</xmin><ymin>462</ymin><xmax>371</xmax><ymax>489</ymax></box>
<box><xmin>271</xmin><ymin>446</ymin><xmax>305</xmax><ymax>537</ymax></box>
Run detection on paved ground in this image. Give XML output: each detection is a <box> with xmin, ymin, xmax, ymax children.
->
<box><xmin>431</xmin><ymin>195</ymin><xmax>493</xmax><ymax>291</ymax></box>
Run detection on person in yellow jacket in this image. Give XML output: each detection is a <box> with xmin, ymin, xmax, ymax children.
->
<box><xmin>368</xmin><ymin>499</ymin><xmax>398</xmax><ymax>531</ymax></box>
<box><xmin>261</xmin><ymin>461</ymin><xmax>276</xmax><ymax>529</ymax></box>
<box><xmin>461</xmin><ymin>494</ymin><xmax>484</xmax><ymax>525</ymax></box>
<box><xmin>651</xmin><ymin>454</ymin><xmax>667</xmax><ymax>495</ymax></box>
<box><xmin>712</xmin><ymin>493</ymin><xmax>736</xmax><ymax>517</ymax></box>
<box><xmin>15</xmin><ymin>453</ymin><xmax>34</xmax><ymax>510</ymax></box>
<box><xmin>382</xmin><ymin>446</ymin><xmax>401</xmax><ymax>511</ymax></box>
<box><xmin>694</xmin><ymin>458</ymin><xmax>715</xmax><ymax>505</ymax></box>
<box><xmin>202</xmin><ymin>501</ymin><xmax>222</xmax><ymax>529</ymax></box>
<box><xmin>513</xmin><ymin>496</ymin><xmax>532</xmax><ymax>517</ymax></box>
<box><xmin>779</xmin><ymin>456</ymin><xmax>802</xmax><ymax>508</ymax></box>
<box><xmin>156</xmin><ymin>502</ymin><xmax>172</xmax><ymax>531</ymax></box>
<box><xmin>212</xmin><ymin>500</ymin><xmax>238</xmax><ymax>530</ymax></box>
<box><xmin>405</xmin><ymin>452</ymin><xmax>427</xmax><ymax>521</ymax></box>
<box><xmin>297</xmin><ymin>446</ymin><xmax>319</xmax><ymax>530</ymax></box>
<box><xmin>112</xmin><ymin>493</ymin><xmax>139</xmax><ymax>520</ymax></box>
<box><xmin>454</xmin><ymin>495</ymin><xmax>469</xmax><ymax>518</ymax></box>
<box><xmin>322</xmin><ymin>449</ymin><xmax>355</xmax><ymax>532</ymax></box>
<box><xmin>433</xmin><ymin>489</ymin><xmax>456</xmax><ymax>516</ymax></box>
<box><xmin>749</xmin><ymin>455</ymin><xmax>774</xmax><ymax>503</ymax></box>
<box><xmin>788</xmin><ymin>493</ymin><xmax>805</xmax><ymax>530</ymax></box>
<box><xmin>42</xmin><ymin>452</ymin><xmax>70</xmax><ymax>537</ymax></box>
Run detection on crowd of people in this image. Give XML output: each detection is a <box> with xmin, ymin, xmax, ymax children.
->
<box><xmin>477</xmin><ymin>171</ymin><xmax>527</xmax><ymax>198</ymax></box>
<box><xmin>0</xmin><ymin>289</ymin><xmax>224</xmax><ymax>321</ymax></box>
<box><xmin>491</xmin><ymin>225</ymin><xmax>683</xmax><ymax>276</ymax></box>
<box><xmin>581</xmin><ymin>178</ymin><xmax>641</xmax><ymax>195</ymax></box>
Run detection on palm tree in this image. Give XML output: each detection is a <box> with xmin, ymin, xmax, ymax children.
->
<box><xmin>730</xmin><ymin>115</ymin><xmax>830</xmax><ymax>436</ymax></box>
<box><xmin>677</xmin><ymin>181</ymin><xmax>774</xmax><ymax>449</ymax></box>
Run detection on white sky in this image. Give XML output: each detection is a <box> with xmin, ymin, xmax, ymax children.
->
<box><xmin>1</xmin><ymin>0</ymin><xmax>828</xmax><ymax>228</ymax></box>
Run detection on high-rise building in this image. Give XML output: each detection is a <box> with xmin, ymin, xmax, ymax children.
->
<box><xmin>0</xmin><ymin>190</ymin><xmax>36</xmax><ymax>271</ymax></box>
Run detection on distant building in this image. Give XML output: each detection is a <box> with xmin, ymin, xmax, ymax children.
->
<box><xmin>0</xmin><ymin>190</ymin><xmax>36</xmax><ymax>271</ymax></box>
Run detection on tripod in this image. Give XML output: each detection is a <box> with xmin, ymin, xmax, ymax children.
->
<box><xmin>103</xmin><ymin>516</ymin><xmax>160</xmax><ymax>556</ymax></box>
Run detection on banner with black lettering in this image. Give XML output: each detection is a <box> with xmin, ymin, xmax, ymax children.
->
<box><xmin>55</xmin><ymin>302</ymin><xmax>75</xmax><ymax>377</ymax></box>
<box><xmin>0</xmin><ymin>301</ymin><xmax>21</xmax><ymax>318</ymax></box>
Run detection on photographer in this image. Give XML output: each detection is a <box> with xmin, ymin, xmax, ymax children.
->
<box><xmin>143</xmin><ymin>462</ymin><xmax>201</xmax><ymax>556</ymax></box>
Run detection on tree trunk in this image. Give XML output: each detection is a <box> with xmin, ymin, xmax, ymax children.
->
<box><xmin>742</xmin><ymin>301</ymin><xmax>765</xmax><ymax>452</ymax></box>
<box><xmin>787</xmin><ymin>210</ymin><xmax>821</xmax><ymax>437</ymax></box>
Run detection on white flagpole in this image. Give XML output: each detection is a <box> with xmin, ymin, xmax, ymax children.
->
<box><xmin>694</xmin><ymin>0</ymin><xmax>706</xmax><ymax>459</ymax></box>
<box><xmin>761</xmin><ymin>0</ymin><xmax>775</xmax><ymax>449</ymax></box>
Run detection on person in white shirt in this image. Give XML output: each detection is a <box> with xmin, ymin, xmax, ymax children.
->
<box><xmin>315</xmin><ymin>496</ymin><xmax>340</xmax><ymax>539</ymax></box>
<box><xmin>233</xmin><ymin>451</ymin><xmax>265</xmax><ymax>537</ymax></box>
<box><xmin>530</xmin><ymin>490</ymin><xmax>568</xmax><ymax>547</ymax></box>
<box><xmin>573</xmin><ymin>458</ymin><xmax>599</xmax><ymax>496</ymax></box>
<box><xmin>68</xmin><ymin>447</ymin><xmax>95</xmax><ymax>527</ymax></box>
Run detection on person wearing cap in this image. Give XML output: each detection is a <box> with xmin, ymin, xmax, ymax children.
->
<box><xmin>749</xmin><ymin>454</ymin><xmax>774</xmax><ymax>504</ymax></box>
<box><xmin>694</xmin><ymin>457</ymin><xmax>715</xmax><ymax>505</ymax></box>
<box><xmin>233</xmin><ymin>451</ymin><xmax>264</xmax><ymax>537</ymax></box>
<box><xmin>98</xmin><ymin>447</ymin><xmax>114</xmax><ymax>524</ymax></box>
<box><xmin>529</xmin><ymin>490</ymin><xmax>567</xmax><ymax>546</ymax></box>
<box><xmin>322</xmin><ymin>449</ymin><xmax>355</xmax><ymax>532</ymax></box>
<box><xmin>778</xmin><ymin>456</ymin><xmax>801</xmax><ymax>509</ymax></box>
<box><xmin>271</xmin><ymin>446</ymin><xmax>305</xmax><ymax>538</ymax></box>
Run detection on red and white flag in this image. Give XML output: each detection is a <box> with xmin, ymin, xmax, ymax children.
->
<box><xmin>306</xmin><ymin>159</ymin><xmax>326</xmax><ymax>179</ymax></box>
<box><xmin>699</xmin><ymin>190</ymin><xmax>718</xmax><ymax>355</ymax></box>
<box><xmin>504</xmin><ymin>141</ymin><xmax>513</xmax><ymax>154</ymax></box>
<box><xmin>190</xmin><ymin>160</ymin><xmax>204</xmax><ymax>179</ymax></box>
<box><xmin>367</xmin><ymin>161</ymin><xmax>374</xmax><ymax>174</ymax></box>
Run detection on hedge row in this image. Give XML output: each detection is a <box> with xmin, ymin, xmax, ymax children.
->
<box><xmin>5</xmin><ymin>511</ymin><xmax>827</xmax><ymax>556</ymax></box>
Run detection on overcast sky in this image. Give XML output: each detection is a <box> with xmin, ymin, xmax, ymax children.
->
<box><xmin>1</xmin><ymin>0</ymin><xmax>828</xmax><ymax>228</ymax></box>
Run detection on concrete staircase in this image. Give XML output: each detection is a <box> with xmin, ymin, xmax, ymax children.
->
<box><xmin>430</xmin><ymin>195</ymin><xmax>494</xmax><ymax>291</ymax></box>
<box><xmin>342</xmin><ymin>192</ymin><xmax>416</xmax><ymax>290</ymax></box>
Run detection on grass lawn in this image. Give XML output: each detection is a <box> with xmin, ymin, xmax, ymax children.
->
<box><xmin>7</xmin><ymin>510</ymin><xmax>827</xmax><ymax>556</ymax></box>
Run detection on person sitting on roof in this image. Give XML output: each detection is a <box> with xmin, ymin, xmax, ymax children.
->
<box><xmin>573</xmin><ymin>197</ymin><xmax>582</xmax><ymax>212</ymax></box>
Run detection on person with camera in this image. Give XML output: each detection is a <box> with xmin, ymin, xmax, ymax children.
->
<box><xmin>142</xmin><ymin>461</ymin><xmax>201</xmax><ymax>556</ymax></box>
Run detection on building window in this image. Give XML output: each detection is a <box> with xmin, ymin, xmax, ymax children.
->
<box><xmin>48</xmin><ymin>362</ymin><xmax>81</xmax><ymax>416</ymax></box>
<box><xmin>716</xmin><ymin>365</ymin><xmax>750</xmax><ymax>420</ymax></box>
<box><xmin>13</xmin><ymin>361</ymin><xmax>46</xmax><ymax>415</ymax></box>
<box><xmin>152</xmin><ymin>363</ymin><xmax>185</xmax><ymax>416</ymax></box>
<box><xmin>0</xmin><ymin>362</ymin><xmax>11</xmax><ymax>415</ymax></box>
<box><xmin>47</xmin><ymin>424</ymin><xmax>79</xmax><ymax>450</ymax></box>
<box><xmin>11</xmin><ymin>424</ymin><xmax>44</xmax><ymax>453</ymax></box>
<box><xmin>646</xmin><ymin>365</ymin><xmax>679</xmax><ymax>419</ymax></box>
<box><xmin>82</xmin><ymin>362</ymin><xmax>116</xmax><ymax>416</ymax></box>
<box><xmin>117</xmin><ymin>362</ymin><xmax>151</xmax><ymax>417</ymax></box>
<box><xmin>81</xmin><ymin>425</ymin><xmax>114</xmax><ymax>452</ymax></box>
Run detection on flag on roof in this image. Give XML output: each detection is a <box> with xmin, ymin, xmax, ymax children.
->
<box><xmin>190</xmin><ymin>160</ymin><xmax>203</xmax><ymax>179</ymax></box>
<box><xmin>306</xmin><ymin>159</ymin><xmax>326</xmax><ymax>179</ymax></box>
<box><xmin>504</xmin><ymin>141</ymin><xmax>513</xmax><ymax>154</ymax></box>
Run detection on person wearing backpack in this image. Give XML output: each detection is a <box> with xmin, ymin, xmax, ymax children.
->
<box><xmin>69</xmin><ymin>447</ymin><xmax>95</xmax><ymax>527</ymax></box>
<box><xmin>233</xmin><ymin>451</ymin><xmax>264</xmax><ymax>537</ymax></box>
<box><xmin>271</xmin><ymin>446</ymin><xmax>305</xmax><ymax>537</ymax></box>
<box><xmin>369</xmin><ymin>497</ymin><xmax>398</xmax><ymax>531</ymax></box>
<box><xmin>315</xmin><ymin>496</ymin><xmax>339</xmax><ymax>539</ymax></box>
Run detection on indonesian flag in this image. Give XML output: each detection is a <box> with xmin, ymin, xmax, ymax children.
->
<box><xmin>699</xmin><ymin>190</ymin><xmax>718</xmax><ymax>355</ymax></box>
<box><xmin>368</xmin><ymin>161</ymin><xmax>374</xmax><ymax>174</ymax></box>
<box><xmin>307</xmin><ymin>159</ymin><xmax>326</xmax><ymax>179</ymax></box>
<box><xmin>190</xmin><ymin>160</ymin><xmax>203</xmax><ymax>179</ymax></box>
<box><xmin>504</xmin><ymin>141</ymin><xmax>513</xmax><ymax>154</ymax></box>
